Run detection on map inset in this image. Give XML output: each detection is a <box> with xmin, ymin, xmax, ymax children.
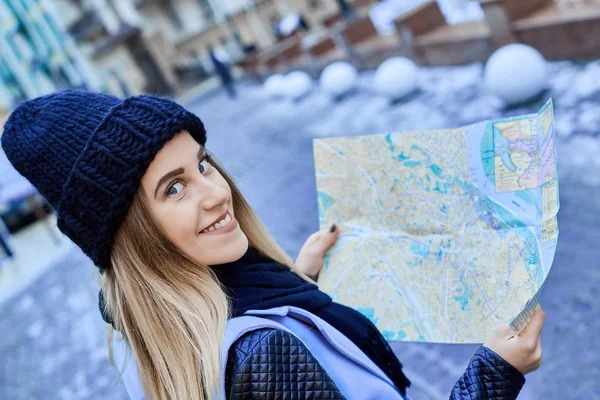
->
<box><xmin>313</xmin><ymin>100</ymin><xmax>559</xmax><ymax>343</ymax></box>
<box><xmin>492</xmin><ymin>109</ymin><xmax>556</xmax><ymax>193</ymax></box>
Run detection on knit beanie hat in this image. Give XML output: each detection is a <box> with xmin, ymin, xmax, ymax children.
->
<box><xmin>1</xmin><ymin>90</ymin><xmax>206</xmax><ymax>270</ymax></box>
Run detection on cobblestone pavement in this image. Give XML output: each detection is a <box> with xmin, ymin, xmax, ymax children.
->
<box><xmin>1</xmin><ymin>60</ymin><xmax>599</xmax><ymax>399</ymax></box>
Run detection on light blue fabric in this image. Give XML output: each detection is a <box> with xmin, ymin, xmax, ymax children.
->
<box><xmin>112</xmin><ymin>306</ymin><xmax>409</xmax><ymax>399</ymax></box>
<box><xmin>110</xmin><ymin>335</ymin><xmax>146</xmax><ymax>400</ymax></box>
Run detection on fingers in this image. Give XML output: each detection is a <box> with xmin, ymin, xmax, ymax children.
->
<box><xmin>306</xmin><ymin>232</ymin><xmax>321</xmax><ymax>245</ymax></box>
<box><xmin>533</xmin><ymin>337</ymin><xmax>543</xmax><ymax>369</ymax></box>
<box><xmin>495</xmin><ymin>323</ymin><xmax>515</xmax><ymax>339</ymax></box>
<box><xmin>519</xmin><ymin>305</ymin><xmax>546</xmax><ymax>340</ymax></box>
<box><xmin>302</xmin><ymin>225</ymin><xmax>340</xmax><ymax>254</ymax></box>
<box><xmin>320</xmin><ymin>224</ymin><xmax>339</xmax><ymax>247</ymax></box>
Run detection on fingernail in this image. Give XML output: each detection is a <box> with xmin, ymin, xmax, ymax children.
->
<box><xmin>330</xmin><ymin>224</ymin><xmax>337</xmax><ymax>233</ymax></box>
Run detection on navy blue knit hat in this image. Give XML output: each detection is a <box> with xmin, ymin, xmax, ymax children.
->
<box><xmin>1</xmin><ymin>90</ymin><xmax>206</xmax><ymax>270</ymax></box>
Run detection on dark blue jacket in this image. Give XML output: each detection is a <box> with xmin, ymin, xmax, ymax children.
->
<box><xmin>227</xmin><ymin>330</ymin><xmax>525</xmax><ymax>399</ymax></box>
<box><xmin>224</xmin><ymin>307</ymin><xmax>525</xmax><ymax>399</ymax></box>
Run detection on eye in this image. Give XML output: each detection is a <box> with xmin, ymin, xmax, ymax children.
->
<box><xmin>199</xmin><ymin>159</ymin><xmax>211</xmax><ymax>174</ymax></box>
<box><xmin>166</xmin><ymin>182</ymin><xmax>184</xmax><ymax>197</ymax></box>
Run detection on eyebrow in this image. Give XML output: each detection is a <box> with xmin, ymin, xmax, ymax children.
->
<box><xmin>154</xmin><ymin>148</ymin><xmax>206</xmax><ymax>199</ymax></box>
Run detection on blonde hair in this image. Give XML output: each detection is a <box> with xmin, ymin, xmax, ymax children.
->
<box><xmin>101</xmin><ymin>157</ymin><xmax>311</xmax><ymax>399</ymax></box>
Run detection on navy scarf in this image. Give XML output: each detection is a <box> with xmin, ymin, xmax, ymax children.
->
<box><xmin>212</xmin><ymin>247</ymin><xmax>411</xmax><ymax>395</ymax></box>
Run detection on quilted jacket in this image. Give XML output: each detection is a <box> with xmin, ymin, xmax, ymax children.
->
<box><xmin>220</xmin><ymin>307</ymin><xmax>406</xmax><ymax>399</ymax></box>
<box><xmin>113</xmin><ymin>307</ymin><xmax>526</xmax><ymax>399</ymax></box>
<box><xmin>225</xmin><ymin>329</ymin><xmax>525</xmax><ymax>400</ymax></box>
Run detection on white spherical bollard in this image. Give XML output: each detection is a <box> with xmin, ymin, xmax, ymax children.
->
<box><xmin>263</xmin><ymin>74</ymin><xmax>286</xmax><ymax>98</ymax></box>
<box><xmin>373</xmin><ymin>57</ymin><xmax>418</xmax><ymax>100</ymax></box>
<box><xmin>319</xmin><ymin>62</ymin><xmax>358</xmax><ymax>98</ymax></box>
<box><xmin>283</xmin><ymin>71</ymin><xmax>313</xmax><ymax>100</ymax></box>
<box><xmin>484</xmin><ymin>44</ymin><xmax>548</xmax><ymax>105</ymax></box>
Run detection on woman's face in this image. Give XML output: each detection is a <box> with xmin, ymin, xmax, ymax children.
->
<box><xmin>140</xmin><ymin>130</ymin><xmax>248</xmax><ymax>265</ymax></box>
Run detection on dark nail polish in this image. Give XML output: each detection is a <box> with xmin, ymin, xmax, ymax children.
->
<box><xmin>330</xmin><ymin>224</ymin><xmax>337</xmax><ymax>233</ymax></box>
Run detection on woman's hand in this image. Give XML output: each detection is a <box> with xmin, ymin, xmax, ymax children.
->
<box><xmin>484</xmin><ymin>304</ymin><xmax>546</xmax><ymax>375</ymax></box>
<box><xmin>295</xmin><ymin>224</ymin><xmax>340</xmax><ymax>279</ymax></box>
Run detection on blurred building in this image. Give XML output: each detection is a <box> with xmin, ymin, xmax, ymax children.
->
<box><xmin>0</xmin><ymin>0</ymin><xmax>102</xmax><ymax>115</ymax></box>
<box><xmin>3</xmin><ymin>0</ymin><xmax>596</xmax><ymax>116</ymax></box>
<box><xmin>0</xmin><ymin>0</ymin><xmax>346</xmax><ymax>113</ymax></box>
<box><xmin>47</xmin><ymin>0</ymin><xmax>344</xmax><ymax>98</ymax></box>
<box><xmin>0</xmin><ymin>0</ymin><xmax>484</xmax><ymax>114</ymax></box>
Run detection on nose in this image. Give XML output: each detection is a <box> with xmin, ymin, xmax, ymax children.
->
<box><xmin>196</xmin><ymin>177</ymin><xmax>229</xmax><ymax>211</ymax></box>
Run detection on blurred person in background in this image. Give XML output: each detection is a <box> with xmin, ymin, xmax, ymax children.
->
<box><xmin>208</xmin><ymin>45</ymin><xmax>236</xmax><ymax>99</ymax></box>
<box><xmin>1</xmin><ymin>90</ymin><xmax>545</xmax><ymax>400</ymax></box>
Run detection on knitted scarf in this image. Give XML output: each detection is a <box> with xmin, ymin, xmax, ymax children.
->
<box><xmin>212</xmin><ymin>247</ymin><xmax>411</xmax><ymax>395</ymax></box>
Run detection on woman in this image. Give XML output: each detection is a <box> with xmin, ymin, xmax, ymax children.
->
<box><xmin>1</xmin><ymin>90</ymin><xmax>544</xmax><ymax>399</ymax></box>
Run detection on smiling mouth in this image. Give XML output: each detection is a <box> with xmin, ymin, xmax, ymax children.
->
<box><xmin>201</xmin><ymin>211</ymin><xmax>233</xmax><ymax>233</ymax></box>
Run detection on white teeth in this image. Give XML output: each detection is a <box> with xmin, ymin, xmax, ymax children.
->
<box><xmin>203</xmin><ymin>214</ymin><xmax>233</xmax><ymax>233</ymax></box>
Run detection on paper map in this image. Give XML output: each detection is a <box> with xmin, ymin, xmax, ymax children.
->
<box><xmin>313</xmin><ymin>99</ymin><xmax>558</xmax><ymax>343</ymax></box>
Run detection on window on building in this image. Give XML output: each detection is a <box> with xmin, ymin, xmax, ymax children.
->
<box><xmin>165</xmin><ymin>1</ymin><xmax>184</xmax><ymax>30</ymax></box>
<box><xmin>195</xmin><ymin>0</ymin><xmax>214</xmax><ymax>20</ymax></box>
